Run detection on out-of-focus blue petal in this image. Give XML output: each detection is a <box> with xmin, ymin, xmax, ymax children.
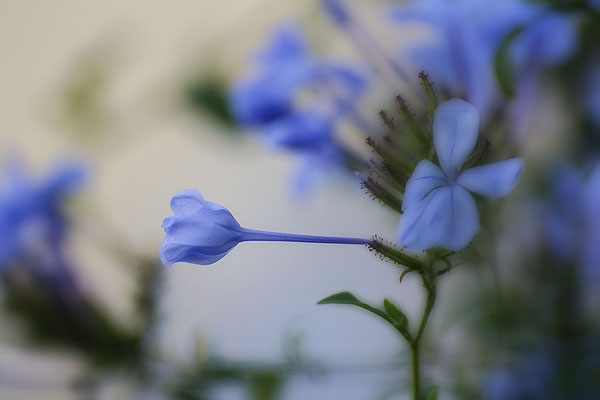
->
<box><xmin>41</xmin><ymin>162</ymin><xmax>87</xmax><ymax>199</ymax></box>
<box><xmin>585</xmin><ymin>62</ymin><xmax>600</xmax><ymax>127</ymax></box>
<box><xmin>583</xmin><ymin>164</ymin><xmax>600</xmax><ymax>276</ymax></box>
<box><xmin>262</xmin><ymin>111</ymin><xmax>333</xmax><ymax>151</ymax></box>
<box><xmin>457</xmin><ymin>158</ymin><xmax>523</xmax><ymax>199</ymax></box>
<box><xmin>401</xmin><ymin>159</ymin><xmax>447</xmax><ymax>211</ymax></box>
<box><xmin>229</xmin><ymin>77</ymin><xmax>292</xmax><ymax>125</ymax></box>
<box><xmin>321</xmin><ymin>64</ymin><xmax>367</xmax><ymax>97</ymax></box>
<box><xmin>397</xmin><ymin>185</ymin><xmax>479</xmax><ymax>251</ymax></box>
<box><xmin>0</xmin><ymin>158</ymin><xmax>83</xmax><ymax>270</ymax></box>
<box><xmin>321</xmin><ymin>0</ymin><xmax>351</xmax><ymax>26</ymax></box>
<box><xmin>543</xmin><ymin>166</ymin><xmax>584</xmax><ymax>261</ymax></box>
<box><xmin>511</xmin><ymin>13</ymin><xmax>577</xmax><ymax>72</ymax></box>
<box><xmin>256</xmin><ymin>24</ymin><xmax>308</xmax><ymax>66</ymax></box>
<box><xmin>433</xmin><ymin>98</ymin><xmax>480</xmax><ymax>177</ymax></box>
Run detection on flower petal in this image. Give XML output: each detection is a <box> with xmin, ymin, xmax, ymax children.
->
<box><xmin>397</xmin><ymin>185</ymin><xmax>479</xmax><ymax>251</ymax></box>
<box><xmin>402</xmin><ymin>159</ymin><xmax>447</xmax><ymax>211</ymax></box>
<box><xmin>433</xmin><ymin>98</ymin><xmax>480</xmax><ymax>176</ymax></box>
<box><xmin>170</xmin><ymin>189</ymin><xmax>207</xmax><ymax>215</ymax></box>
<box><xmin>457</xmin><ymin>158</ymin><xmax>523</xmax><ymax>198</ymax></box>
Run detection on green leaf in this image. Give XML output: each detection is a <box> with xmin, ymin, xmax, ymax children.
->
<box><xmin>425</xmin><ymin>386</ymin><xmax>439</xmax><ymax>400</ymax></box>
<box><xmin>494</xmin><ymin>26</ymin><xmax>524</xmax><ymax>98</ymax></box>
<box><xmin>317</xmin><ymin>291</ymin><xmax>361</xmax><ymax>305</ymax></box>
<box><xmin>318</xmin><ymin>292</ymin><xmax>393</xmax><ymax>324</ymax></box>
<box><xmin>383</xmin><ymin>299</ymin><xmax>408</xmax><ymax>329</ymax></box>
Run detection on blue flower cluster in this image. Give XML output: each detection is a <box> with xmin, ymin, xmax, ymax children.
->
<box><xmin>388</xmin><ymin>0</ymin><xmax>577</xmax><ymax>120</ymax></box>
<box><xmin>229</xmin><ymin>24</ymin><xmax>367</xmax><ymax>191</ymax></box>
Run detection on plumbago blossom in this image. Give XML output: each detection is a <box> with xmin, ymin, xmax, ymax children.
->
<box><xmin>397</xmin><ymin>99</ymin><xmax>523</xmax><ymax>251</ymax></box>
<box><xmin>0</xmin><ymin>159</ymin><xmax>85</xmax><ymax>271</ymax></box>
<box><xmin>388</xmin><ymin>0</ymin><xmax>576</xmax><ymax>122</ymax></box>
<box><xmin>229</xmin><ymin>24</ymin><xmax>367</xmax><ymax>192</ymax></box>
<box><xmin>160</xmin><ymin>189</ymin><xmax>369</xmax><ymax>266</ymax></box>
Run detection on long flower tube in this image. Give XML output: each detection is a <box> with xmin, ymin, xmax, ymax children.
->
<box><xmin>160</xmin><ymin>189</ymin><xmax>370</xmax><ymax>266</ymax></box>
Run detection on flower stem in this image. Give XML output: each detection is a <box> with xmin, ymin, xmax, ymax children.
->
<box><xmin>240</xmin><ymin>228</ymin><xmax>371</xmax><ymax>246</ymax></box>
<box><xmin>410</xmin><ymin>271</ymin><xmax>437</xmax><ymax>400</ymax></box>
<box><xmin>411</xmin><ymin>342</ymin><xmax>420</xmax><ymax>400</ymax></box>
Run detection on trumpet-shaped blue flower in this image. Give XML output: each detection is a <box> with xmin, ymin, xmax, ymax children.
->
<box><xmin>397</xmin><ymin>99</ymin><xmax>523</xmax><ymax>251</ymax></box>
<box><xmin>0</xmin><ymin>159</ymin><xmax>85</xmax><ymax>270</ymax></box>
<box><xmin>160</xmin><ymin>189</ymin><xmax>370</xmax><ymax>266</ymax></box>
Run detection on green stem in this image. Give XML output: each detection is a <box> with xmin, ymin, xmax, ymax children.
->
<box><xmin>410</xmin><ymin>274</ymin><xmax>437</xmax><ymax>400</ymax></box>
<box><xmin>411</xmin><ymin>342</ymin><xmax>420</xmax><ymax>400</ymax></box>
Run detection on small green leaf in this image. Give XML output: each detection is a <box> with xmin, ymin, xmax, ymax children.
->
<box><xmin>494</xmin><ymin>26</ymin><xmax>524</xmax><ymax>98</ymax></box>
<box><xmin>318</xmin><ymin>292</ymin><xmax>393</xmax><ymax>324</ymax></box>
<box><xmin>383</xmin><ymin>299</ymin><xmax>408</xmax><ymax>329</ymax></box>
<box><xmin>317</xmin><ymin>292</ymin><xmax>361</xmax><ymax>305</ymax></box>
<box><xmin>424</xmin><ymin>386</ymin><xmax>439</xmax><ymax>400</ymax></box>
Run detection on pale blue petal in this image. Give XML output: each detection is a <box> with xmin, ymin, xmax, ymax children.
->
<box><xmin>457</xmin><ymin>158</ymin><xmax>523</xmax><ymax>199</ymax></box>
<box><xmin>402</xmin><ymin>160</ymin><xmax>447</xmax><ymax>211</ymax></box>
<box><xmin>433</xmin><ymin>98</ymin><xmax>480</xmax><ymax>177</ymax></box>
<box><xmin>160</xmin><ymin>210</ymin><xmax>241</xmax><ymax>266</ymax></box>
<box><xmin>397</xmin><ymin>185</ymin><xmax>479</xmax><ymax>251</ymax></box>
<box><xmin>170</xmin><ymin>189</ymin><xmax>207</xmax><ymax>215</ymax></box>
<box><xmin>160</xmin><ymin>235</ymin><xmax>234</xmax><ymax>266</ymax></box>
<box><xmin>321</xmin><ymin>0</ymin><xmax>351</xmax><ymax>26</ymax></box>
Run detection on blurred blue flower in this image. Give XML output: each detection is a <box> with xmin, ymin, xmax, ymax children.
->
<box><xmin>482</xmin><ymin>351</ymin><xmax>554</xmax><ymax>400</ymax></box>
<box><xmin>160</xmin><ymin>189</ymin><xmax>370</xmax><ymax>266</ymax></box>
<box><xmin>388</xmin><ymin>0</ymin><xmax>576</xmax><ymax>119</ymax></box>
<box><xmin>544</xmin><ymin>163</ymin><xmax>600</xmax><ymax>278</ymax></box>
<box><xmin>397</xmin><ymin>99</ymin><xmax>523</xmax><ymax>251</ymax></box>
<box><xmin>321</xmin><ymin>0</ymin><xmax>351</xmax><ymax>26</ymax></box>
<box><xmin>229</xmin><ymin>24</ymin><xmax>366</xmax><ymax>190</ymax></box>
<box><xmin>230</xmin><ymin>24</ymin><xmax>365</xmax><ymax>129</ymax></box>
<box><xmin>585</xmin><ymin>61</ymin><xmax>600</xmax><ymax>127</ymax></box>
<box><xmin>544</xmin><ymin>166</ymin><xmax>586</xmax><ymax>263</ymax></box>
<box><xmin>0</xmin><ymin>159</ymin><xmax>85</xmax><ymax>270</ymax></box>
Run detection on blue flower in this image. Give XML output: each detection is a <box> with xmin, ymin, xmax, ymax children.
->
<box><xmin>230</xmin><ymin>24</ymin><xmax>365</xmax><ymax>142</ymax></box>
<box><xmin>0</xmin><ymin>159</ymin><xmax>85</xmax><ymax>270</ymax></box>
<box><xmin>542</xmin><ymin>163</ymin><xmax>600</xmax><ymax>278</ymax></box>
<box><xmin>229</xmin><ymin>25</ymin><xmax>313</xmax><ymax>126</ymax></box>
<box><xmin>229</xmin><ymin>24</ymin><xmax>367</xmax><ymax>193</ymax></box>
<box><xmin>397</xmin><ymin>99</ymin><xmax>523</xmax><ymax>251</ymax></box>
<box><xmin>388</xmin><ymin>0</ymin><xmax>576</xmax><ymax>119</ymax></box>
<box><xmin>160</xmin><ymin>189</ymin><xmax>370</xmax><ymax>266</ymax></box>
<box><xmin>585</xmin><ymin>61</ymin><xmax>600</xmax><ymax>127</ymax></box>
